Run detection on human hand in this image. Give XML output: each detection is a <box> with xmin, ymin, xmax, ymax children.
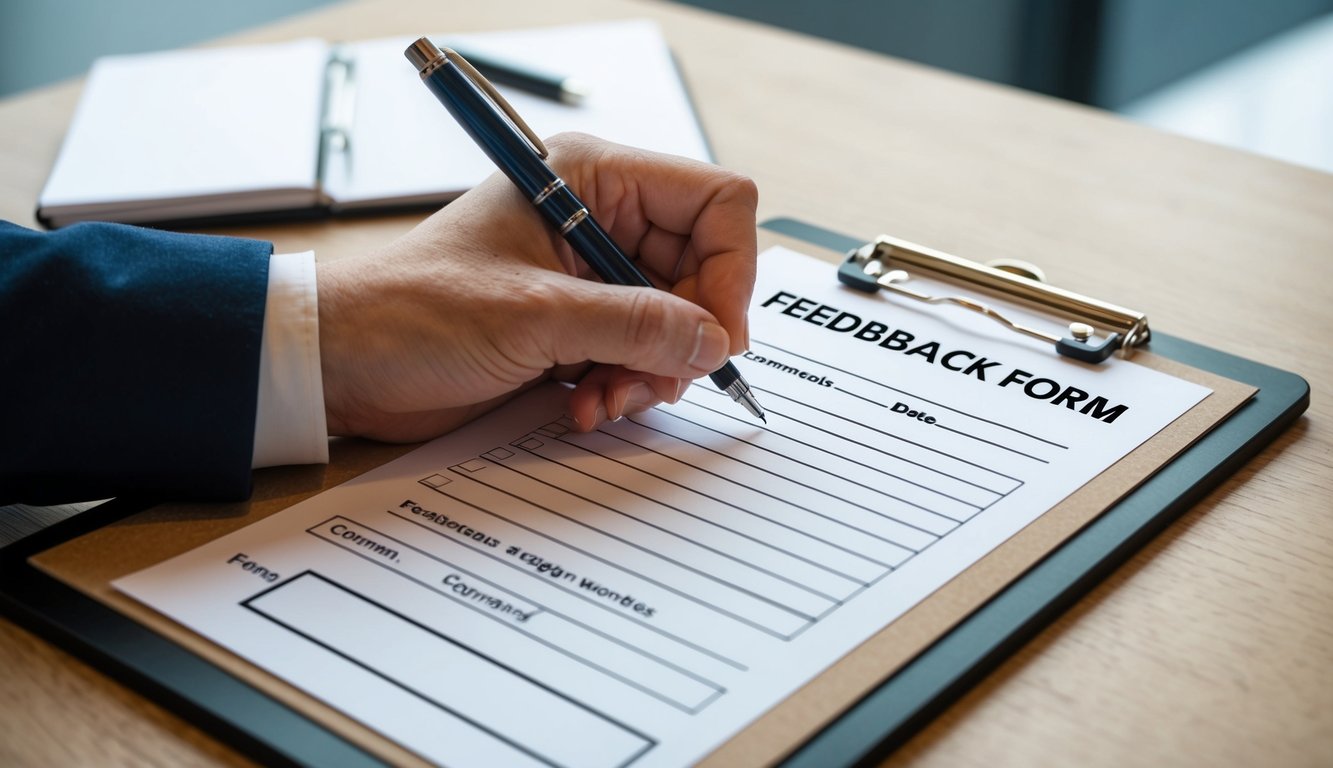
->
<box><xmin>316</xmin><ymin>132</ymin><xmax>758</xmax><ymax>442</ymax></box>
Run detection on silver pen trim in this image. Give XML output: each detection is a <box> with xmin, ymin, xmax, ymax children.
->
<box><xmin>559</xmin><ymin>208</ymin><xmax>589</xmax><ymax>235</ymax></box>
<box><xmin>532</xmin><ymin>177</ymin><xmax>566</xmax><ymax>205</ymax></box>
<box><xmin>723</xmin><ymin>379</ymin><xmax>766</xmax><ymax>422</ymax></box>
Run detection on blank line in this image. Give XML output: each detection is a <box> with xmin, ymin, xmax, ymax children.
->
<box><xmin>511</xmin><ymin>437</ymin><xmax>874</xmax><ymax>581</ymax></box>
<box><xmin>747</xmin><ymin>385</ymin><xmax>1023</xmax><ymax>489</ymax></box>
<box><xmin>549</xmin><ymin>432</ymin><xmax>894</xmax><ymax>573</ymax></box>
<box><xmin>490</xmin><ymin>455</ymin><xmax>853</xmax><ymax>600</ymax></box>
<box><xmin>691</xmin><ymin>383</ymin><xmax>1018</xmax><ymax>500</ymax></box>
<box><xmin>435</xmin><ymin>472</ymin><xmax>805</xmax><ymax>639</ymax></box>
<box><xmin>676</xmin><ymin>396</ymin><xmax>976</xmax><ymax>524</ymax></box>
<box><xmin>934</xmin><ymin>423</ymin><xmax>1049</xmax><ymax>463</ymax></box>
<box><xmin>833</xmin><ymin>386</ymin><xmax>886</xmax><ymax>407</ymax></box>
<box><xmin>625</xmin><ymin>409</ymin><xmax>941</xmax><ymax>545</ymax></box>
<box><xmin>466</xmin><ymin>462</ymin><xmax>823</xmax><ymax>619</ymax></box>
<box><xmin>591</xmin><ymin>426</ymin><xmax>917</xmax><ymax>557</ymax></box>
<box><xmin>758</xmin><ymin>391</ymin><xmax>1006</xmax><ymax>502</ymax></box>
<box><xmin>751</xmin><ymin>338</ymin><xmax>1070</xmax><ymax>450</ymax></box>
<box><xmin>390</xmin><ymin>507</ymin><xmax>748</xmax><ymax>671</ymax></box>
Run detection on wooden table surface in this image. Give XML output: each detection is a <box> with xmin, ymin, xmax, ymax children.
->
<box><xmin>2</xmin><ymin>1</ymin><xmax>1330</xmax><ymax>766</ymax></box>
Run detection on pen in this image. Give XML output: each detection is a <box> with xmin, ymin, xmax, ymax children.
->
<box><xmin>405</xmin><ymin>38</ymin><xmax>767</xmax><ymax>423</ymax></box>
<box><xmin>451</xmin><ymin>46</ymin><xmax>590</xmax><ymax>105</ymax></box>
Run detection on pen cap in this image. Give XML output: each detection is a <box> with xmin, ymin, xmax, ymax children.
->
<box><xmin>405</xmin><ymin>38</ymin><xmax>443</xmax><ymax>72</ymax></box>
<box><xmin>405</xmin><ymin>38</ymin><xmax>555</xmax><ymax>200</ymax></box>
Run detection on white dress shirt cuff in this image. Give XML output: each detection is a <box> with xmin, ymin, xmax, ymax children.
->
<box><xmin>252</xmin><ymin>250</ymin><xmax>329</xmax><ymax>468</ymax></box>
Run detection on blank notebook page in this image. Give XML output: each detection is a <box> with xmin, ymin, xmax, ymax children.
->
<box><xmin>325</xmin><ymin>20</ymin><xmax>713</xmax><ymax>207</ymax></box>
<box><xmin>40</xmin><ymin>39</ymin><xmax>328</xmax><ymax>209</ymax></box>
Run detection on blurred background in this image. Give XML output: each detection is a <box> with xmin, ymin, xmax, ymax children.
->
<box><xmin>2</xmin><ymin>0</ymin><xmax>1330</xmax><ymax>174</ymax></box>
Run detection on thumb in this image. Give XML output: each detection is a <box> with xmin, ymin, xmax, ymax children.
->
<box><xmin>551</xmin><ymin>279</ymin><xmax>731</xmax><ymax>377</ymax></box>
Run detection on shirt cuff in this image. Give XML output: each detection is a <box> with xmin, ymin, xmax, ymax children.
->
<box><xmin>252</xmin><ymin>250</ymin><xmax>329</xmax><ymax>468</ymax></box>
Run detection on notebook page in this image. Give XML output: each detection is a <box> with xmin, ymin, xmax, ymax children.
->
<box><xmin>323</xmin><ymin>21</ymin><xmax>712</xmax><ymax>207</ymax></box>
<box><xmin>39</xmin><ymin>40</ymin><xmax>327</xmax><ymax>211</ymax></box>
<box><xmin>116</xmin><ymin>246</ymin><xmax>1211</xmax><ymax>767</ymax></box>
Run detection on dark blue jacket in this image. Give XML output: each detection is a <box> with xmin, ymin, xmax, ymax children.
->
<box><xmin>1</xmin><ymin>220</ymin><xmax>272</xmax><ymax>503</ymax></box>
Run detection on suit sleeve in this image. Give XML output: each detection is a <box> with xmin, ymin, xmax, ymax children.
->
<box><xmin>0</xmin><ymin>220</ymin><xmax>273</xmax><ymax>504</ymax></box>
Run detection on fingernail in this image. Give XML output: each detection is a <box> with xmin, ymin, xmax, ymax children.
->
<box><xmin>671</xmin><ymin>377</ymin><xmax>686</xmax><ymax>403</ymax></box>
<box><xmin>589</xmin><ymin>404</ymin><xmax>607</xmax><ymax>430</ymax></box>
<box><xmin>622</xmin><ymin>382</ymin><xmax>656</xmax><ymax>415</ymax></box>
<box><xmin>690</xmin><ymin>322</ymin><xmax>729</xmax><ymax>372</ymax></box>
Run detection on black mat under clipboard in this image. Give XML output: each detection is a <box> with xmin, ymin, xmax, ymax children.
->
<box><xmin>0</xmin><ymin>218</ymin><xmax>1309</xmax><ymax>767</ymax></box>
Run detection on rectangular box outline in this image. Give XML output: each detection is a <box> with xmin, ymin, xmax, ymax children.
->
<box><xmin>242</xmin><ymin>570</ymin><xmax>656</xmax><ymax>768</ymax></box>
<box><xmin>306</xmin><ymin>515</ymin><xmax>725</xmax><ymax>713</ymax></box>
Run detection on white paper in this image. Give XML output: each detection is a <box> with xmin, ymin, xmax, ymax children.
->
<box><xmin>40</xmin><ymin>39</ymin><xmax>327</xmax><ymax>209</ymax></box>
<box><xmin>324</xmin><ymin>20</ymin><xmax>712</xmax><ymax>206</ymax></box>
<box><xmin>117</xmin><ymin>246</ymin><xmax>1211</xmax><ymax>767</ymax></box>
<box><xmin>38</xmin><ymin>21</ymin><xmax>708</xmax><ymax>225</ymax></box>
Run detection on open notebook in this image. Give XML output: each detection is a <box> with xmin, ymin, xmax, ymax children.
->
<box><xmin>36</xmin><ymin>20</ymin><xmax>709</xmax><ymax>228</ymax></box>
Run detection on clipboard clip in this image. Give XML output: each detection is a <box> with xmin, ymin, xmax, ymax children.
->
<box><xmin>838</xmin><ymin>236</ymin><xmax>1150</xmax><ymax>363</ymax></box>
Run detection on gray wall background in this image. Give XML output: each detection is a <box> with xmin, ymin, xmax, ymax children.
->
<box><xmin>676</xmin><ymin>0</ymin><xmax>1333</xmax><ymax>108</ymax></box>
<box><xmin>0</xmin><ymin>0</ymin><xmax>337</xmax><ymax>97</ymax></box>
<box><xmin>3</xmin><ymin>0</ymin><xmax>1330</xmax><ymax>108</ymax></box>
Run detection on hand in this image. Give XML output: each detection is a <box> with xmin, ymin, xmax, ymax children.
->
<box><xmin>316</xmin><ymin>132</ymin><xmax>758</xmax><ymax>442</ymax></box>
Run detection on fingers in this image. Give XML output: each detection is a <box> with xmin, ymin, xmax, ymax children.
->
<box><xmin>639</xmin><ymin>171</ymin><xmax>757</xmax><ymax>315</ymax></box>
<box><xmin>537</xmin><ymin>274</ymin><xmax>731</xmax><ymax>378</ymax></box>
<box><xmin>568</xmin><ymin>366</ymin><xmax>687</xmax><ymax>432</ymax></box>
<box><xmin>319</xmin><ymin>133</ymin><xmax>757</xmax><ymax>445</ymax></box>
<box><xmin>545</xmin><ymin>133</ymin><xmax>758</xmax><ymax>352</ymax></box>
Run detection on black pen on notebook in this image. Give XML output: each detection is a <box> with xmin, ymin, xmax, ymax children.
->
<box><xmin>405</xmin><ymin>38</ymin><xmax>767</xmax><ymax>423</ymax></box>
<box><xmin>451</xmin><ymin>46</ymin><xmax>590</xmax><ymax>105</ymax></box>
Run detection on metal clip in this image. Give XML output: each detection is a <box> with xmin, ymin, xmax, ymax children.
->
<box><xmin>405</xmin><ymin>37</ymin><xmax>548</xmax><ymax>159</ymax></box>
<box><xmin>441</xmin><ymin>46</ymin><xmax>549</xmax><ymax>159</ymax></box>
<box><xmin>315</xmin><ymin>46</ymin><xmax>357</xmax><ymax>193</ymax></box>
<box><xmin>838</xmin><ymin>236</ymin><xmax>1150</xmax><ymax>363</ymax></box>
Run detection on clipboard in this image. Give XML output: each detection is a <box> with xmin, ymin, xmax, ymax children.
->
<box><xmin>0</xmin><ymin>218</ymin><xmax>1309</xmax><ymax>767</ymax></box>
<box><xmin>759</xmin><ymin>218</ymin><xmax>1309</xmax><ymax>765</ymax></box>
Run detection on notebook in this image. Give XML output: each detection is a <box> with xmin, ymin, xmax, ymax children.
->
<box><xmin>36</xmin><ymin>20</ymin><xmax>710</xmax><ymax>228</ymax></box>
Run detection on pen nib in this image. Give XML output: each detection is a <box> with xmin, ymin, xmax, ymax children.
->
<box><xmin>725</xmin><ymin>379</ymin><xmax>767</xmax><ymax>423</ymax></box>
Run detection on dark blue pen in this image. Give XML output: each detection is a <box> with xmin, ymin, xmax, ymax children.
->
<box><xmin>406</xmin><ymin>38</ymin><xmax>766</xmax><ymax>422</ymax></box>
<box><xmin>452</xmin><ymin>46</ymin><xmax>590</xmax><ymax>105</ymax></box>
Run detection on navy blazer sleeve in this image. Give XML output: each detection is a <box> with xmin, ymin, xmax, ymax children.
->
<box><xmin>1</xmin><ymin>220</ymin><xmax>273</xmax><ymax>504</ymax></box>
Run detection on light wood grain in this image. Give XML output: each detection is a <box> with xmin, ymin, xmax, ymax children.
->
<box><xmin>2</xmin><ymin>0</ymin><xmax>1330</xmax><ymax>766</ymax></box>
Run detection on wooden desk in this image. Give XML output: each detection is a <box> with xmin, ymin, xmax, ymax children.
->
<box><xmin>2</xmin><ymin>1</ymin><xmax>1330</xmax><ymax>765</ymax></box>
